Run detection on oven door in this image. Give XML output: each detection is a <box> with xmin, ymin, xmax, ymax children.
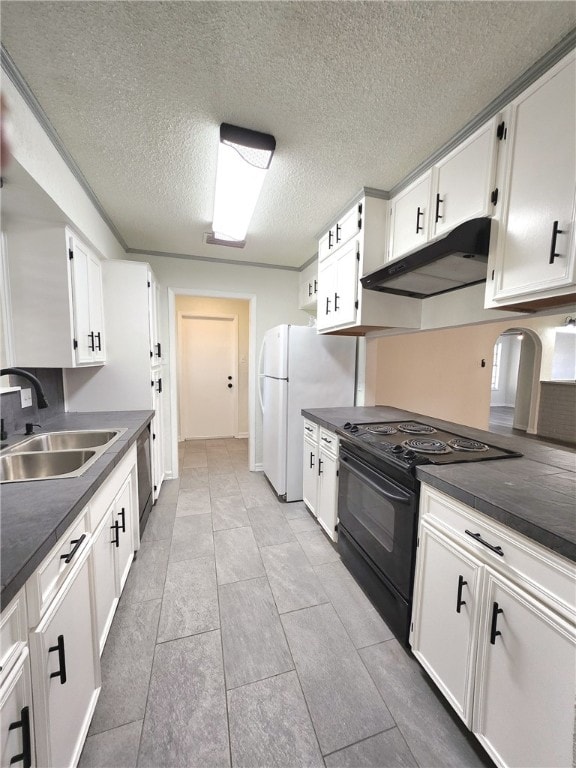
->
<box><xmin>338</xmin><ymin>444</ymin><xmax>418</xmax><ymax>600</ymax></box>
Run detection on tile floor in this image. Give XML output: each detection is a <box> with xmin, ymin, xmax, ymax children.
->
<box><xmin>79</xmin><ymin>438</ymin><xmax>493</xmax><ymax>768</ymax></box>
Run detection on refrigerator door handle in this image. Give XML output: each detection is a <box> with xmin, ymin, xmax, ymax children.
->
<box><xmin>257</xmin><ymin>337</ymin><xmax>266</xmax><ymax>413</ymax></box>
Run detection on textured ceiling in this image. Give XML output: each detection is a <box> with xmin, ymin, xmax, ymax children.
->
<box><xmin>1</xmin><ymin>1</ymin><xmax>574</xmax><ymax>268</ymax></box>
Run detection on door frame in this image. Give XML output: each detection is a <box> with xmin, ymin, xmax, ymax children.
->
<box><xmin>177</xmin><ymin>310</ymin><xmax>239</xmax><ymax>440</ymax></box>
<box><xmin>168</xmin><ymin>288</ymin><xmax>257</xmax><ymax>476</ymax></box>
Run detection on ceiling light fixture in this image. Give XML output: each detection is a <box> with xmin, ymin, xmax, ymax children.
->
<box><xmin>211</xmin><ymin>123</ymin><xmax>276</xmax><ymax>244</ymax></box>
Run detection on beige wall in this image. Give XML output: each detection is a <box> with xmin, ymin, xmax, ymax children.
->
<box><xmin>175</xmin><ymin>295</ymin><xmax>250</xmax><ymax>436</ymax></box>
<box><xmin>367</xmin><ymin>312</ymin><xmax>575</xmax><ymax>430</ymax></box>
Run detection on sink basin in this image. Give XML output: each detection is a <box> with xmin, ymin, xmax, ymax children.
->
<box><xmin>3</xmin><ymin>429</ymin><xmax>124</xmax><ymax>454</ymax></box>
<box><xmin>0</xmin><ymin>428</ymin><xmax>128</xmax><ymax>482</ymax></box>
<box><xmin>0</xmin><ymin>450</ymin><xmax>97</xmax><ymax>482</ymax></box>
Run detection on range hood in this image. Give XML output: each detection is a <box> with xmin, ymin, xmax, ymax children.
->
<box><xmin>361</xmin><ymin>217</ymin><xmax>492</xmax><ymax>299</ymax></box>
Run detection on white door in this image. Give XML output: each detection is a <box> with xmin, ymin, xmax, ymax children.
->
<box><xmin>389</xmin><ymin>171</ymin><xmax>433</xmax><ymax>261</ymax></box>
<box><xmin>179</xmin><ymin>314</ymin><xmax>238</xmax><ymax>440</ymax></box>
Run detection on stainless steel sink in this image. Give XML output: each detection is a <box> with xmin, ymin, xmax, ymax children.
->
<box><xmin>0</xmin><ymin>450</ymin><xmax>97</xmax><ymax>482</ymax></box>
<box><xmin>2</xmin><ymin>429</ymin><xmax>125</xmax><ymax>454</ymax></box>
<box><xmin>0</xmin><ymin>428</ymin><xmax>128</xmax><ymax>482</ymax></box>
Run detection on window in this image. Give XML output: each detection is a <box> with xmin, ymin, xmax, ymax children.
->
<box><xmin>491</xmin><ymin>341</ymin><xmax>502</xmax><ymax>390</ymax></box>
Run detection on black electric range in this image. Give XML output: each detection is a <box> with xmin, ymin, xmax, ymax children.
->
<box><xmin>335</xmin><ymin>420</ymin><xmax>522</xmax><ymax>644</ymax></box>
<box><xmin>337</xmin><ymin>420</ymin><xmax>522</xmax><ymax>473</ymax></box>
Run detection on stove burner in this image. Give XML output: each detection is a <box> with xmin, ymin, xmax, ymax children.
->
<box><xmin>448</xmin><ymin>438</ymin><xmax>489</xmax><ymax>452</ymax></box>
<box><xmin>402</xmin><ymin>438</ymin><xmax>452</xmax><ymax>454</ymax></box>
<box><xmin>397</xmin><ymin>422</ymin><xmax>437</xmax><ymax>435</ymax></box>
<box><xmin>364</xmin><ymin>425</ymin><xmax>398</xmax><ymax>435</ymax></box>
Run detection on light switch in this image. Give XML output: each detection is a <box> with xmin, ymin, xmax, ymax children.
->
<box><xmin>20</xmin><ymin>388</ymin><xmax>33</xmax><ymax>408</ymax></box>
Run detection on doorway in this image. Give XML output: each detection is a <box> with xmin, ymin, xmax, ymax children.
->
<box><xmin>489</xmin><ymin>328</ymin><xmax>540</xmax><ymax>434</ymax></box>
<box><xmin>175</xmin><ymin>294</ymin><xmax>251</xmax><ymax>444</ymax></box>
<box><xmin>178</xmin><ymin>312</ymin><xmax>238</xmax><ymax>440</ymax></box>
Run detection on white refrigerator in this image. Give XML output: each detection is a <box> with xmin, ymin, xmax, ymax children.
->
<box><xmin>258</xmin><ymin>324</ymin><xmax>357</xmax><ymax>501</ymax></box>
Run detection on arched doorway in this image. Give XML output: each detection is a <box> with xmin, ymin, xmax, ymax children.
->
<box><xmin>489</xmin><ymin>328</ymin><xmax>541</xmax><ymax>434</ymax></box>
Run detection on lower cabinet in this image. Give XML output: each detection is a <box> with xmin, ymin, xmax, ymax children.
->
<box><xmin>0</xmin><ymin>443</ymin><xmax>140</xmax><ymax>768</ymax></box>
<box><xmin>411</xmin><ymin>484</ymin><xmax>576</xmax><ymax>768</ymax></box>
<box><xmin>1</xmin><ymin>650</ymin><xmax>34</xmax><ymax>768</ymax></box>
<box><xmin>474</xmin><ymin>572</ymin><xmax>576</xmax><ymax>768</ymax></box>
<box><xmin>89</xmin><ymin>449</ymin><xmax>138</xmax><ymax>654</ymax></box>
<box><xmin>29</xmin><ymin>552</ymin><xmax>99</xmax><ymax>768</ymax></box>
<box><xmin>302</xmin><ymin>421</ymin><xmax>340</xmax><ymax>541</ymax></box>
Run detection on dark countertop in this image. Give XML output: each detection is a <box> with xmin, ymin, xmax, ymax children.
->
<box><xmin>1</xmin><ymin>410</ymin><xmax>154</xmax><ymax>610</ymax></box>
<box><xmin>302</xmin><ymin>406</ymin><xmax>576</xmax><ymax>563</ymax></box>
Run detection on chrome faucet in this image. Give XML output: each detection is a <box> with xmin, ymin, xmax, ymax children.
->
<box><xmin>0</xmin><ymin>368</ymin><xmax>49</xmax><ymax>408</ymax></box>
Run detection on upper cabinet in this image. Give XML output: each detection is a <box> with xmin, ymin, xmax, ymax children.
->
<box><xmin>430</xmin><ymin>117</ymin><xmax>500</xmax><ymax>240</ymax></box>
<box><xmin>6</xmin><ymin>226</ymin><xmax>106</xmax><ymax>367</ymax></box>
<box><xmin>485</xmin><ymin>51</ymin><xmax>576</xmax><ymax>309</ymax></box>
<box><xmin>388</xmin><ymin>171</ymin><xmax>433</xmax><ymax>262</ymax></box>
<box><xmin>317</xmin><ymin>195</ymin><xmax>421</xmax><ymax>334</ymax></box>
<box><xmin>298</xmin><ymin>261</ymin><xmax>318</xmax><ymax>312</ymax></box>
<box><xmin>388</xmin><ymin>117</ymin><xmax>500</xmax><ymax>263</ymax></box>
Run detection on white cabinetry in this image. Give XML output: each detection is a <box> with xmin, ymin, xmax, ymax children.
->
<box><xmin>302</xmin><ymin>420</ymin><xmax>318</xmax><ymax>514</ymax></box>
<box><xmin>64</xmin><ymin>261</ymin><xmax>165</xmax><ymax>498</ymax></box>
<box><xmin>28</xmin><ymin>536</ymin><xmax>99</xmax><ymax>768</ymax></box>
<box><xmin>388</xmin><ymin>117</ymin><xmax>499</xmax><ymax>263</ymax></box>
<box><xmin>6</xmin><ymin>226</ymin><xmax>106</xmax><ymax>368</ymax></box>
<box><xmin>89</xmin><ymin>449</ymin><xmax>137</xmax><ymax>653</ymax></box>
<box><xmin>411</xmin><ymin>484</ymin><xmax>576</xmax><ymax>768</ymax></box>
<box><xmin>1</xmin><ymin>591</ymin><xmax>34</xmax><ymax>768</ymax></box>
<box><xmin>317</xmin><ymin>195</ymin><xmax>421</xmax><ymax>334</ymax></box>
<box><xmin>430</xmin><ymin>117</ymin><xmax>499</xmax><ymax>240</ymax></box>
<box><xmin>302</xmin><ymin>421</ymin><xmax>340</xmax><ymax>541</ymax></box>
<box><xmin>486</xmin><ymin>51</ymin><xmax>576</xmax><ymax>309</ymax></box>
<box><xmin>388</xmin><ymin>172</ymin><xmax>433</xmax><ymax>262</ymax></box>
<box><xmin>298</xmin><ymin>262</ymin><xmax>318</xmax><ymax>311</ymax></box>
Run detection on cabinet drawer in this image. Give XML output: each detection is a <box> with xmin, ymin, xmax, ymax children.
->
<box><xmin>319</xmin><ymin>428</ymin><xmax>338</xmax><ymax>457</ymax></box>
<box><xmin>0</xmin><ymin>591</ymin><xmax>28</xmax><ymax>684</ymax></box>
<box><xmin>420</xmin><ymin>485</ymin><xmax>576</xmax><ymax>615</ymax></box>
<box><xmin>26</xmin><ymin>511</ymin><xmax>91</xmax><ymax>627</ymax></box>
<box><xmin>303</xmin><ymin>420</ymin><xmax>318</xmax><ymax>441</ymax></box>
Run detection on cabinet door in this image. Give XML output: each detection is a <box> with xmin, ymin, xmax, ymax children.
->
<box><xmin>333</xmin><ymin>239</ymin><xmax>359</xmax><ymax>328</ymax></box>
<box><xmin>317</xmin><ymin>448</ymin><xmax>338</xmax><ymax>541</ymax></box>
<box><xmin>1</xmin><ymin>652</ymin><xmax>34</xmax><ymax>768</ymax></box>
<box><xmin>492</xmin><ymin>54</ymin><xmax>576</xmax><ymax>301</ymax></box>
<box><xmin>114</xmin><ymin>476</ymin><xmax>135</xmax><ymax>592</ymax></box>
<box><xmin>302</xmin><ymin>435</ymin><xmax>318</xmax><ymax>516</ymax></box>
<box><xmin>474</xmin><ymin>572</ymin><xmax>576</xmax><ymax>768</ymax></box>
<box><xmin>30</xmin><ymin>557</ymin><xmax>99</xmax><ymax>768</ymax></box>
<box><xmin>316</xmin><ymin>257</ymin><xmax>337</xmax><ymax>331</ymax></box>
<box><xmin>336</xmin><ymin>202</ymin><xmax>362</xmax><ymax>251</ymax></box>
<box><xmin>87</xmin><ymin>252</ymin><xmax>106</xmax><ymax>363</ymax></box>
<box><xmin>70</xmin><ymin>234</ymin><xmax>106</xmax><ymax>365</ymax></box>
<box><xmin>431</xmin><ymin>117</ymin><xmax>499</xmax><ymax>239</ymax></box>
<box><xmin>389</xmin><ymin>172</ymin><xmax>432</xmax><ymax>260</ymax></box>
<box><xmin>91</xmin><ymin>506</ymin><xmax>118</xmax><ymax>655</ymax></box>
<box><xmin>69</xmin><ymin>235</ymin><xmax>94</xmax><ymax>365</ymax></box>
<box><xmin>149</xmin><ymin>275</ymin><xmax>162</xmax><ymax>365</ymax></box>
<box><xmin>410</xmin><ymin>524</ymin><xmax>482</xmax><ymax>726</ymax></box>
<box><xmin>318</xmin><ymin>231</ymin><xmax>333</xmax><ymax>262</ymax></box>
<box><xmin>152</xmin><ymin>374</ymin><xmax>165</xmax><ymax>500</ymax></box>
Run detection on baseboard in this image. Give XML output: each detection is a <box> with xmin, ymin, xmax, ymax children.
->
<box><xmin>254</xmin><ymin>462</ymin><xmax>263</xmax><ymax>471</ymax></box>
<box><xmin>236</xmin><ymin>432</ymin><xmax>249</xmax><ymax>439</ymax></box>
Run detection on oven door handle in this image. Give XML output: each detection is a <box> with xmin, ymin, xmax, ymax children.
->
<box><xmin>340</xmin><ymin>455</ymin><xmax>413</xmax><ymax>503</ymax></box>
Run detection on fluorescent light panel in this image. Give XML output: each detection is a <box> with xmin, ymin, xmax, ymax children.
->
<box><xmin>212</xmin><ymin>123</ymin><xmax>276</xmax><ymax>243</ymax></box>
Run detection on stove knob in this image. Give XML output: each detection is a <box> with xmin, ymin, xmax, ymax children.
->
<box><xmin>350</xmin><ymin>425</ymin><xmax>359</xmax><ymax>433</ymax></box>
<box><xmin>404</xmin><ymin>449</ymin><xmax>416</xmax><ymax>459</ymax></box>
<box><xmin>343</xmin><ymin>422</ymin><xmax>352</xmax><ymax>430</ymax></box>
<box><xmin>391</xmin><ymin>445</ymin><xmax>404</xmax><ymax>454</ymax></box>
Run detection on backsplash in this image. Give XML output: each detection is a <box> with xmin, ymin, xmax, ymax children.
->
<box><xmin>1</xmin><ymin>368</ymin><xmax>65</xmax><ymax>438</ymax></box>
